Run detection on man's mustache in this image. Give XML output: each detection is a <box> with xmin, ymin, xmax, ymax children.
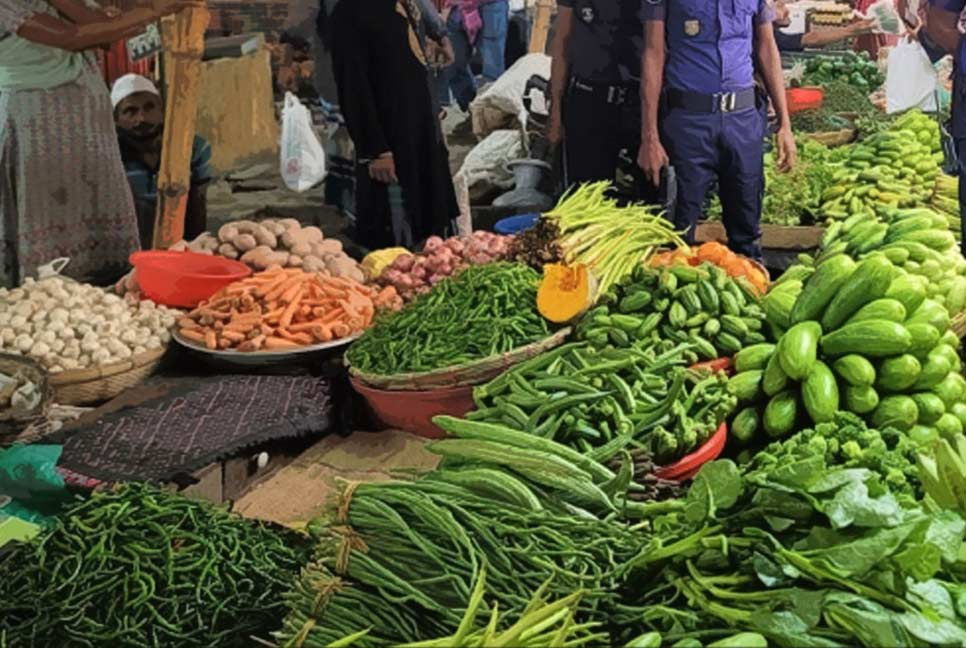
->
<box><xmin>123</xmin><ymin>124</ymin><xmax>163</xmax><ymax>140</ymax></box>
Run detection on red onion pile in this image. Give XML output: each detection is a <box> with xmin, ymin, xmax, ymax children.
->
<box><xmin>377</xmin><ymin>231</ymin><xmax>514</xmax><ymax>300</ymax></box>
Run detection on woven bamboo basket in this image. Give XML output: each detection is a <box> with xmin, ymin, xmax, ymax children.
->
<box><xmin>348</xmin><ymin>328</ymin><xmax>572</xmax><ymax>391</ymax></box>
<box><xmin>0</xmin><ymin>354</ymin><xmax>51</xmax><ymax>426</ymax></box>
<box><xmin>953</xmin><ymin>311</ymin><xmax>966</xmax><ymax>340</ymax></box>
<box><xmin>807</xmin><ymin>128</ymin><xmax>856</xmax><ymax>148</ymax></box>
<box><xmin>48</xmin><ymin>346</ymin><xmax>167</xmax><ymax>406</ymax></box>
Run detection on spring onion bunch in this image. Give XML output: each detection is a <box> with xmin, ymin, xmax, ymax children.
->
<box><xmin>545</xmin><ymin>182</ymin><xmax>686</xmax><ymax>294</ymax></box>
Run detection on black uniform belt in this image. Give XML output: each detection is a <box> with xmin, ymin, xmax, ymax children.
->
<box><xmin>570</xmin><ymin>78</ymin><xmax>637</xmax><ymax>106</ymax></box>
<box><xmin>665</xmin><ymin>88</ymin><xmax>757</xmax><ymax>114</ymax></box>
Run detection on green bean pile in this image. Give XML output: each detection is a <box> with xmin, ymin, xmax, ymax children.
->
<box><xmin>346</xmin><ymin>263</ymin><xmax>551</xmax><ymax>375</ymax></box>
<box><xmin>276</xmin><ymin>479</ymin><xmax>641</xmax><ymax>647</ymax></box>
<box><xmin>0</xmin><ymin>483</ymin><xmax>308</xmax><ymax>648</ymax></box>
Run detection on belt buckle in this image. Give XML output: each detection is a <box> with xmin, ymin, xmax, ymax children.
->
<box><xmin>717</xmin><ymin>92</ymin><xmax>737</xmax><ymax>113</ymax></box>
<box><xmin>607</xmin><ymin>86</ymin><xmax>627</xmax><ymax>105</ymax></box>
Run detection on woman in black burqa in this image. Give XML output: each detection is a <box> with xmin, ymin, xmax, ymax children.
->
<box><xmin>323</xmin><ymin>0</ymin><xmax>459</xmax><ymax>251</ymax></box>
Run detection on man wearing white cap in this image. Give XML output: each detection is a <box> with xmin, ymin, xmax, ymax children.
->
<box><xmin>111</xmin><ymin>73</ymin><xmax>213</xmax><ymax>248</ymax></box>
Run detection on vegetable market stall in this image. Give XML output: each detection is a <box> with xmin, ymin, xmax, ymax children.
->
<box><xmin>6</xmin><ymin>76</ymin><xmax>966</xmax><ymax>644</ymax></box>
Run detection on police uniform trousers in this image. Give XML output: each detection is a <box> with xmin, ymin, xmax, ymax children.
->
<box><xmin>661</xmin><ymin>102</ymin><xmax>765</xmax><ymax>260</ymax></box>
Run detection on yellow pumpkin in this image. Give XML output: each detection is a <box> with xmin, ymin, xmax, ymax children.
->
<box><xmin>537</xmin><ymin>263</ymin><xmax>597</xmax><ymax>323</ymax></box>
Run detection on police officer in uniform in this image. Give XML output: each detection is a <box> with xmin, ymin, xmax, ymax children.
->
<box><xmin>922</xmin><ymin>2</ymin><xmax>966</xmax><ymax>254</ymax></box>
<box><xmin>638</xmin><ymin>0</ymin><xmax>796</xmax><ymax>260</ymax></box>
<box><xmin>548</xmin><ymin>0</ymin><xmax>656</xmax><ymax>201</ymax></box>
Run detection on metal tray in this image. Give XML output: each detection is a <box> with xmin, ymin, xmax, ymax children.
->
<box><xmin>172</xmin><ymin>330</ymin><xmax>359</xmax><ymax>368</ymax></box>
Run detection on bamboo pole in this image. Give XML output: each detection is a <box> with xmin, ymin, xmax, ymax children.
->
<box><xmin>152</xmin><ymin>6</ymin><xmax>209</xmax><ymax>249</ymax></box>
<box><xmin>528</xmin><ymin>0</ymin><xmax>554</xmax><ymax>54</ymax></box>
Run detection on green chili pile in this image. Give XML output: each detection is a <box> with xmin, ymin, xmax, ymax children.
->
<box><xmin>0</xmin><ymin>483</ymin><xmax>308</xmax><ymax>647</ymax></box>
<box><xmin>276</xmin><ymin>478</ymin><xmax>641</xmax><ymax>647</ymax></box>
<box><xmin>346</xmin><ymin>262</ymin><xmax>551</xmax><ymax>375</ymax></box>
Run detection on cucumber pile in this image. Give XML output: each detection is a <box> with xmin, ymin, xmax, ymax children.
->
<box><xmin>821</xmin><ymin>207</ymin><xmax>966</xmax><ymax>315</ymax></box>
<box><xmin>819</xmin><ymin>111</ymin><xmax>943</xmax><ymax>223</ymax></box>
<box><xmin>575</xmin><ymin>262</ymin><xmax>766</xmax><ymax>361</ymax></box>
<box><xmin>730</xmin><ymin>251</ymin><xmax>966</xmax><ymax>445</ymax></box>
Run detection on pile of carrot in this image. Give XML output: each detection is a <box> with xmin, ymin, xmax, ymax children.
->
<box><xmin>650</xmin><ymin>242</ymin><xmax>769</xmax><ymax>294</ymax></box>
<box><xmin>178</xmin><ymin>268</ymin><xmax>402</xmax><ymax>352</ymax></box>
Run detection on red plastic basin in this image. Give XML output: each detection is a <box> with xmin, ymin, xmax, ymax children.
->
<box><xmin>350</xmin><ymin>376</ymin><xmax>476</xmax><ymax>439</ymax></box>
<box><xmin>654</xmin><ymin>422</ymin><xmax>728</xmax><ymax>482</ymax></box>
<box><xmin>690</xmin><ymin>357</ymin><xmax>733</xmax><ymax>375</ymax></box>
<box><xmin>130</xmin><ymin>251</ymin><xmax>252</xmax><ymax>308</ymax></box>
<box><xmin>787</xmin><ymin>86</ymin><xmax>824</xmax><ymax>114</ymax></box>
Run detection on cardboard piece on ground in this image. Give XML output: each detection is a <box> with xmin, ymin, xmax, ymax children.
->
<box><xmin>234</xmin><ymin>430</ymin><xmax>439</xmax><ymax>526</ymax></box>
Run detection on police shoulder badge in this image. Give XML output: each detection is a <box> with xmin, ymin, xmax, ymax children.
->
<box><xmin>684</xmin><ymin>19</ymin><xmax>700</xmax><ymax>36</ymax></box>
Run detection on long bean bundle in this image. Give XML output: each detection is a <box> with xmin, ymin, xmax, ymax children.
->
<box><xmin>0</xmin><ymin>483</ymin><xmax>308</xmax><ymax>647</ymax></box>
<box><xmin>546</xmin><ymin>182</ymin><xmax>687</xmax><ymax>294</ymax></box>
<box><xmin>346</xmin><ymin>263</ymin><xmax>552</xmax><ymax>375</ymax></box>
<box><xmin>320</xmin><ymin>567</ymin><xmax>607</xmax><ymax>648</ymax></box>
<box><xmin>276</xmin><ymin>479</ymin><xmax>642</xmax><ymax>647</ymax></box>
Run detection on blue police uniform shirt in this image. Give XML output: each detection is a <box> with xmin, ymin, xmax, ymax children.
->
<box><xmin>557</xmin><ymin>0</ymin><xmax>646</xmax><ymax>83</ymax></box>
<box><xmin>929</xmin><ymin>0</ymin><xmax>966</xmax><ymax>74</ymax></box>
<box><xmin>642</xmin><ymin>0</ymin><xmax>774</xmax><ymax>94</ymax></box>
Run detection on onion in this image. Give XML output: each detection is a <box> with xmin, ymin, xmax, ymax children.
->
<box><xmin>423</xmin><ymin>236</ymin><xmax>445</xmax><ymax>253</ymax></box>
<box><xmin>446</xmin><ymin>238</ymin><xmax>465</xmax><ymax>254</ymax></box>
<box><xmin>395</xmin><ymin>254</ymin><xmax>415</xmax><ymax>271</ymax></box>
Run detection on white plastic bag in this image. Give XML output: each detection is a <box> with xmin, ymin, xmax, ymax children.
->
<box><xmin>885</xmin><ymin>39</ymin><xmax>937</xmax><ymax>114</ymax></box>
<box><xmin>280</xmin><ymin>92</ymin><xmax>327</xmax><ymax>192</ymax></box>
<box><xmin>864</xmin><ymin>0</ymin><xmax>905</xmax><ymax>34</ymax></box>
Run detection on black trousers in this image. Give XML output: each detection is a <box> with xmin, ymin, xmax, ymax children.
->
<box><xmin>560</xmin><ymin>81</ymin><xmax>658</xmax><ymax>204</ymax></box>
<box><xmin>953</xmin><ymin>73</ymin><xmax>966</xmax><ymax>257</ymax></box>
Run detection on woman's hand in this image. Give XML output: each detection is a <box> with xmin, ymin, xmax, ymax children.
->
<box><xmin>369</xmin><ymin>153</ymin><xmax>398</xmax><ymax>184</ymax></box>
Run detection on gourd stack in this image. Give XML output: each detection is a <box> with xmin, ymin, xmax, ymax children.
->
<box><xmin>729</xmin><ymin>252</ymin><xmax>966</xmax><ymax>446</ymax></box>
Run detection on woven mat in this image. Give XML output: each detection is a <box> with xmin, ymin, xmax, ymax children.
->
<box><xmin>45</xmin><ymin>375</ymin><xmax>332</xmax><ymax>483</ymax></box>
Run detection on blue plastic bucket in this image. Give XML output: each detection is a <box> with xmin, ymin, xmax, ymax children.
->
<box><xmin>494</xmin><ymin>213</ymin><xmax>539</xmax><ymax>235</ymax></box>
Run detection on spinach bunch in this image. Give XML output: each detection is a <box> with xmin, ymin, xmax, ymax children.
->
<box><xmin>616</xmin><ymin>447</ymin><xmax>966</xmax><ymax>647</ymax></box>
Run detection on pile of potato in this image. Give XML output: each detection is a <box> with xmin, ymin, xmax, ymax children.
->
<box><xmin>0</xmin><ymin>277</ymin><xmax>179</xmax><ymax>374</ymax></box>
<box><xmin>174</xmin><ymin>218</ymin><xmax>365</xmax><ymax>283</ymax></box>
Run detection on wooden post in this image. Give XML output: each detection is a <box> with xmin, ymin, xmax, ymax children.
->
<box><xmin>529</xmin><ymin>0</ymin><xmax>554</xmax><ymax>54</ymax></box>
<box><xmin>152</xmin><ymin>6</ymin><xmax>209</xmax><ymax>249</ymax></box>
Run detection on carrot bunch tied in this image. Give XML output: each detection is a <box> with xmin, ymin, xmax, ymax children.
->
<box><xmin>650</xmin><ymin>242</ymin><xmax>768</xmax><ymax>294</ymax></box>
<box><xmin>178</xmin><ymin>268</ymin><xmax>402</xmax><ymax>352</ymax></box>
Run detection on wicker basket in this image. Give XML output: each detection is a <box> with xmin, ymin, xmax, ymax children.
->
<box><xmin>0</xmin><ymin>354</ymin><xmax>51</xmax><ymax>425</ymax></box>
<box><xmin>348</xmin><ymin>328</ymin><xmax>571</xmax><ymax>391</ymax></box>
<box><xmin>48</xmin><ymin>347</ymin><xmax>167</xmax><ymax>406</ymax></box>
<box><xmin>953</xmin><ymin>311</ymin><xmax>966</xmax><ymax>340</ymax></box>
<box><xmin>807</xmin><ymin>128</ymin><xmax>856</xmax><ymax>148</ymax></box>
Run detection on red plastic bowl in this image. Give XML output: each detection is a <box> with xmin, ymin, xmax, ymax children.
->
<box><xmin>654</xmin><ymin>422</ymin><xmax>728</xmax><ymax>482</ymax></box>
<box><xmin>350</xmin><ymin>376</ymin><xmax>476</xmax><ymax>439</ymax></box>
<box><xmin>787</xmin><ymin>87</ymin><xmax>824</xmax><ymax>114</ymax></box>
<box><xmin>690</xmin><ymin>357</ymin><xmax>733</xmax><ymax>375</ymax></box>
<box><xmin>130</xmin><ymin>251</ymin><xmax>252</xmax><ymax>308</ymax></box>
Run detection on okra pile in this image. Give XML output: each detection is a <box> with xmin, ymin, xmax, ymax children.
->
<box><xmin>0</xmin><ymin>484</ymin><xmax>308</xmax><ymax>647</ymax></box>
<box><xmin>467</xmin><ymin>341</ymin><xmax>735</xmax><ymax>465</ymax></box>
<box><xmin>576</xmin><ymin>262</ymin><xmax>766</xmax><ymax>361</ymax></box>
<box><xmin>346</xmin><ymin>262</ymin><xmax>551</xmax><ymax>375</ymax></box>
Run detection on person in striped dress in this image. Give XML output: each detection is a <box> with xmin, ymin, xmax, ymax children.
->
<box><xmin>0</xmin><ymin>0</ymin><xmax>199</xmax><ymax>288</ymax></box>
